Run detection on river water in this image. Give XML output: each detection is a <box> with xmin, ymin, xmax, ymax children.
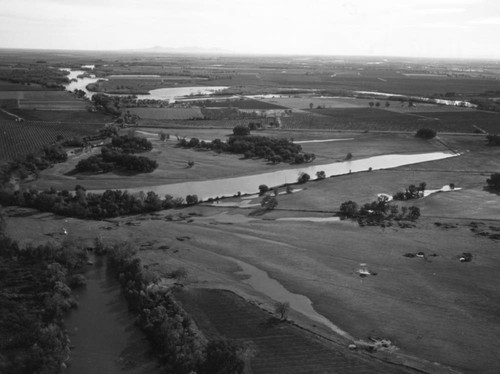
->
<box><xmin>93</xmin><ymin>151</ymin><xmax>458</xmax><ymax>200</ymax></box>
<box><xmin>61</xmin><ymin>68</ymin><xmax>226</xmax><ymax>102</ymax></box>
<box><xmin>65</xmin><ymin>255</ymin><xmax>159</xmax><ymax>374</ymax></box>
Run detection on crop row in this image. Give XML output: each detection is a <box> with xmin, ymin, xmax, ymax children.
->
<box><xmin>280</xmin><ymin>110</ymin><xmax>499</xmax><ymax>133</ymax></box>
<box><xmin>175</xmin><ymin>288</ymin><xmax>402</xmax><ymax>374</ymax></box>
<box><xmin>0</xmin><ymin>120</ymin><xmax>102</xmax><ymax>161</ymax></box>
<box><xmin>128</xmin><ymin>107</ymin><xmax>203</xmax><ymax>120</ymax></box>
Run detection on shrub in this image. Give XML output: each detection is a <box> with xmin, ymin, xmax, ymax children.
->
<box><xmin>232</xmin><ymin>125</ymin><xmax>250</xmax><ymax>136</ymax></box>
<box><xmin>258</xmin><ymin>184</ymin><xmax>269</xmax><ymax>195</ymax></box>
<box><xmin>261</xmin><ymin>195</ymin><xmax>278</xmax><ymax>210</ymax></box>
<box><xmin>415</xmin><ymin>128</ymin><xmax>437</xmax><ymax>139</ymax></box>
<box><xmin>486</xmin><ymin>173</ymin><xmax>500</xmax><ymax>190</ymax></box>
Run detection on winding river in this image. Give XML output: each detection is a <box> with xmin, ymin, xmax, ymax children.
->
<box><xmin>93</xmin><ymin>151</ymin><xmax>458</xmax><ymax>200</ymax></box>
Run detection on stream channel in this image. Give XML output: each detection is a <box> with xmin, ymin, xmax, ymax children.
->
<box><xmin>65</xmin><ymin>255</ymin><xmax>159</xmax><ymax>374</ymax></box>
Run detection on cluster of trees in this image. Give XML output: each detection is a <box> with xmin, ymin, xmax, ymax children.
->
<box><xmin>179</xmin><ymin>135</ymin><xmax>315</xmax><ymax>165</ymax></box>
<box><xmin>393</xmin><ymin>182</ymin><xmax>427</xmax><ymax>200</ymax></box>
<box><xmin>0</xmin><ymin>186</ymin><xmax>192</xmax><ymax>219</ymax></box>
<box><xmin>0</xmin><ymin>223</ymin><xmax>88</xmax><ymax>373</ymax></box>
<box><xmin>339</xmin><ymin>197</ymin><xmax>421</xmax><ymax>226</ymax></box>
<box><xmin>415</xmin><ymin>128</ymin><xmax>437</xmax><ymax>139</ymax></box>
<box><xmin>106</xmin><ymin>244</ymin><xmax>245</xmax><ymax>374</ymax></box>
<box><xmin>75</xmin><ymin>134</ymin><xmax>157</xmax><ymax>174</ymax></box>
<box><xmin>91</xmin><ymin>93</ymin><xmax>121</xmax><ymax>116</ymax></box>
<box><xmin>486</xmin><ymin>134</ymin><xmax>500</xmax><ymax>146</ymax></box>
<box><xmin>1</xmin><ymin>143</ymin><xmax>68</xmax><ymax>181</ymax></box>
<box><xmin>0</xmin><ymin>65</ymin><xmax>70</xmax><ymax>88</ymax></box>
<box><xmin>486</xmin><ymin>173</ymin><xmax>500</xmax><ymax>190</ymax></box>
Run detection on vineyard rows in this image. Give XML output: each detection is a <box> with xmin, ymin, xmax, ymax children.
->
<box><xmin>0</xmin><ymin>120</ymin><xmax>102</xmax><ymax>161</ymax></box>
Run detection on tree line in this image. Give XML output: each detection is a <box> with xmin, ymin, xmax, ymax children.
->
<box><xmin>106</xmin><ymin>243</ymin><xmax>244</xmax><ymax>374</ymax></box>
<box><xmin>0</xmin><ymin>218</ymin><xmax>88</xmax><ymax>373</ymax></box>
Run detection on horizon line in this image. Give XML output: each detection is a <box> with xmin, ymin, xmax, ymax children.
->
<box><xmin>0</xmin><ymin>46</ymin><xmax>499</xmax><ymax>62</ymax></box>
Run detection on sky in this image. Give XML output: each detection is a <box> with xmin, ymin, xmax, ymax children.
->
<box><xmin>0</xmin><ymin>0</ymin><xmax>499</xmax><ymax>59</ymax></box>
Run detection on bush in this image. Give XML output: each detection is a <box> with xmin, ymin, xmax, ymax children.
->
<box><xmin>261</xmin><ymin>195</ymin><xmax>278</xmax><ymax>210</ymax></box>
<box><xmin>415</xmin><ymin>128</ymin><xmax>437</xmax><ymax>139</ymax></box>
<box><xmin>486</xmin><ymin>173</ymin><xmax>500</xmax><ymax>190</ymax></box>
<box><xmin>232</xmin><ymin>124</ymin><xmax>250</xmax><ymax>136</ymax></box>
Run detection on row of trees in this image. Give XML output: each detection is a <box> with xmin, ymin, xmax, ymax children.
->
<box><xmin>179</xmin><ymin>135</ymin><xmax>315</xmax><ymax>165</ymax></box>
<box><xmin>0</xmin><ymin>185</ymin><xmax>195</xmax><ymax>219</ymax></box>
<box><xmin>0</xmin><ymin>221</ymin><xmax>88</xmax><ymax>373</ymax></box>
<box><xmin>106</xmin><ymin>243</ymin><xmax>245</xmax><ymax>374</ymax></box>
<box><xmin>339</xmin><ymin>197</ymin><xmax>421</xmax><ymax>226</ymax></box>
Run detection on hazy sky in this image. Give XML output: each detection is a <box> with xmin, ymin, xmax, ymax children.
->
<box><xmin>1</xmin><ymin>0</ymin><xmax>499</xmax><ymax>58</ymax></box>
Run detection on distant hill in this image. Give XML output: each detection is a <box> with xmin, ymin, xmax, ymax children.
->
<box><xmin>128</xmin><ymin>45</ymin><xmax>235</xmax><ymax>55</ymax></box>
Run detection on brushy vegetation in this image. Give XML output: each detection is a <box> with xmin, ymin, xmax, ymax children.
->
<box><xmin>486</xmin><ymin>134</ymin><xmax>500</xmax><ymax>146</ymax></box>
<box><xmin>0</xmin><ymin>221</ymin><xmax>87</xmax><ymax>373</ymax></box>
<box><xmin>486</xmin><ymin>173</ymin><xmax>500</xmax><ymax>191</ymax></box>
<box><xmin>392</xmin><ymin>182</ymin><xmax>427</xmax><ymax>200</ymax></box>
<box><xmin>0</xmin><ymin>186</ymin><xmax>186</xmax><ymax>219</ymax></box>
<box><xmin>0</xmin><ymin>65</ymin><xmax>69</xmax><ymax>89</ymax></box>
<box><xmin>339</xmin><ymin>197</ymin><xmax>420</xmax><ymax>226</ymax></box>
<box><xmin>179</xmin><ymin>134</ymin><xmax>315</xmax><ymax>165</ymax></box>
<box><xmin>106</xmin><ymin>243</ymin><xmax>244</xmax><ymax>374</ymax></box>
<box><xmin>415</xmin><ymin>128</ymin><xmax>437</xmax><ymax>139</ymax></box>
<box><xmin>75</xmin><ymin>134</ymin><xmax>157</xmax><ymax>174</ymax></box>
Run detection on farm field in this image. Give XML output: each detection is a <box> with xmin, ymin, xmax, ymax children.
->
<box><xmin>2</xmin><ymin>50</ymin><xmax>500</xmax><ymax>374</ymax></box>
<box><xmin>0</xmin><ymin>120</ymin><xmax>105</xmax><ymax>161</ymax></box>
<box><xmin>175</xmin><ymin>288</ymin><xmax>413</xmax><ymax>374</ymax></box>
<box><xmin>280</xmin><ymin>108</ymin><xmax>499</xmax><ymax>134</ymax></box>
<box><xmin>202</xmin><ymin>98</ymin><xmax>288</xmax><ymax>110</ymax></box>
<box><xmin>128</xmin><ymin>107</ymin><xmax>204</xmax><ymax>120</ymax></box>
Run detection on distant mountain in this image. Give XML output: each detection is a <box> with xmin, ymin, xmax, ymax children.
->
<box><xmin>128</xmin><ymin>45</ymin><xmax>235</xmax><ymax>55</ymax></box>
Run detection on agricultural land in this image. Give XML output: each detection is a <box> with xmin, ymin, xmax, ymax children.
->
<box><xmin>1</xmin><ymin>49</ymin><xmax>500</xmax><ymax>374</ymax></box>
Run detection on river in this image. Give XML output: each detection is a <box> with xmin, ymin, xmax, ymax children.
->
<box><xmin>65</xmin><ymin>255</ymin><xmax>159</xmax><ymax>374</ymax></box>
<box><xmin>92</xmin><ymin>151</ymin><xmax>458</xmax><ymax>200</ymax></box>
<box><xmin>61</xmin><ymin>68</ymin><xmax>226</xmax><ymax>102</ymax></box>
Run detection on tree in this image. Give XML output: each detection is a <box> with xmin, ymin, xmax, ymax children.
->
<box><xmin>187</xmin><ymin>160</ymin><xmax>195</xmax><ymax>168</ymax></box>
<box><xmin>309</xmin><ymin>102</ymin><xmax>314</xmax><ymax>109</ymax></box>
<box><xmin>261</xmin><ymin>195</ymin><xmax>278</xmax><ymax>210</ymax></box>
<box><xmin>186</xmin><ymin>194</ymin><xmax>199</xmax><ymax>205</ymax></box>
<box><xmin>345</xmin><ymin>152</ymin><xmax>353</xmax><ymax>160</ymax></box>
<box><xmin>385</xmin><ymin>101</ymin><xmax>390</xmax><ymax>108</ymax></box>
<box><xmin>258</xmin><ymin>184</ymin><xmax>269</xmax><ymax>195</ymax></box>
<box><xmin>419</xmin><ymin>182</ymin><xmax>427</xmax><ymax>197</ymax></box>
<box><xmin>316</xmin><ymin>171</ymin><xmax>326</xmax><ymax>180</ymax></box>
<box><xmin>297</xmin><ymin>172</ymin><xmax>310</xmax><ymax>184</ymax></box>
<box><xmin>274</xmin><ymin>301</ymin><xmax>290</xmax><ymax>321</ymax></box>
<box><xmin>233</xmin><ymin>125</ymin><xmax>250</xmax><ymax>136</ymax></box>
<box><xmin>369</xmin><ymin>101</ymin><xmax>374</xmax><ymax>108</ymax></box>
<box><xmin>339</xmin><ymin>200</ymin><xmax>359</xmax><ymax>217</ymax></box>
<box><xmin>375</xmin><ymin>102</ymin><xmax>380</xmax><ymax>107</ymax></box>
